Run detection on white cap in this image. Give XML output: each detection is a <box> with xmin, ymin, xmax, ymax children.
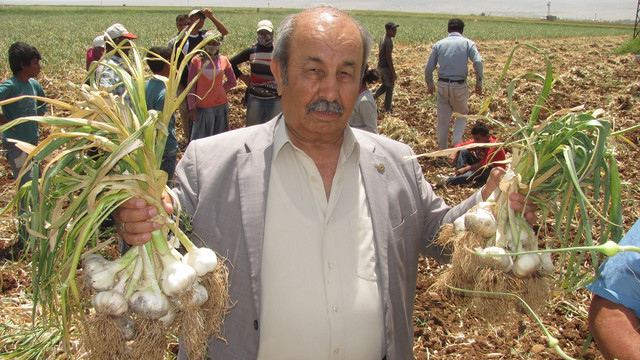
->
<box><xmin>93</xmin><ymin>35</ymin><xmax>105</xmax><ymax>47</ymax></box>
<box><xmin>256</xmin><ymin>19</ymin><xmax>273</xmax><ymax>33</ymax></box>
<box><xmin>105</xmin><ymin>23</ymin><xmax>137</xmax><ymax>41</ymax></box>
<box><xmin>189</xmin><ymin>9</ymin><xmax>204</xmax><ymax>17</ymax></box>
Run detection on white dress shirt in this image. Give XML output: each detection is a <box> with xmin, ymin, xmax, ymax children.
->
<box><xmin>257</xmin><ymin>118</ymin><xmax>385</xmax><ymax>360</ymax></box>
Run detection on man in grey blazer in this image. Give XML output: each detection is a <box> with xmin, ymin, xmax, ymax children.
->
<box><xmin>117</xmin><ymin>6</ymin><xmax>531</xmax><ymax>359</ymax></box>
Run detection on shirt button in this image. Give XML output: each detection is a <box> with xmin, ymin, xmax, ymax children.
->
<box><xmin>333</xmin><ymin>305</ymin><xmax>339</xmax><ymax>312</ymax></box>
<box><xmin>334</xmin><ymin>347</ymin><xmax>340</xmax><ymax>354</ymax></box>
<box><xmin>328</xmin><ymin>261</ymin><xmax>335</xmax><ymax>269</ymax></box>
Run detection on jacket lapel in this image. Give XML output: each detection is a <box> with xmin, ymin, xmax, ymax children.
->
<box><xmin>357</xmin><ymin>135</ymin><xmax>392</xmax><ymax>341</ymax></box>
<box><xmin>237</xmin><ymin>118</ymin><xmax>277</xmax><ymax>316</ymax></box>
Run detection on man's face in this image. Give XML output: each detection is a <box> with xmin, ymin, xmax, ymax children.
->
<box><xmin>190</xmin><ymin>14</ymin><xmax>205</xmax><ymax>32</ymax></box>
<box><xmin>386</xmin><ymin>27</ymin><xmax>397</xmax><ymax>37</ymax></box>
<box><xmin>176</xmin><ymin>18</ymin><xmax>190</xmax><ymax>32</ymax></box>
<box><xmin>271</xmin><ymin>10</ymin><xmax>363</xmax><ymax>145</ymax></box>
<box><xmin>23</xmin><ymin>58</ymin><xmax>41</xmax><ymax>78</ymax></box>
<box><xmin>114</xmin><ymin>37</ymin><xmax>132</xmax><ymax>55</ymax></box>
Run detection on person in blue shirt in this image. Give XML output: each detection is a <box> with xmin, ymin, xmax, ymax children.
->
<box><xmin>587</xmin><ymin>219</ymin><xmax>640</xmax><ymax>360</ymax></box>
<box><xmin>145</xmin><ymin>46</ymin><xmax>178</xmax><ymax>185</ymax></box>
<box><xmin>0</xmin><ymin>42</ymin><xmax>47</xmax><ymax>185</ymax></box>
<box><xmin>425</xmin><ymin>18</ymin><xmax>484</xmax><ymax>151</ymax></box>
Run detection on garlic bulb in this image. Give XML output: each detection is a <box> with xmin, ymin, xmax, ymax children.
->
<box><xmin>539</xmin><ymin>252</ymin><xmax>555</xmax><ymax>275</ymax></box>
<box><xmin>86</xmin><ymin>266</ymin><xmax>119</xmax><ymax>292</ymax></box>
<box><xmin>129</xmin><ymin>290</ymin><xmax>171</xmax><ymax>319</ymax></box>
<box><xmin>160</xmin><ymin>261</ymin><xmax>197</xmax><ymax>297</ymax></box>
<box><xmin>158</xmin><ymin>306</ymin><xmax>176</xmax><ymax>328</ymax></box>
<box><xmin>83</xmin><ymin>254</ymin><xmax>108</xmax><ymax>277</ymax></box>
<box><xmin>182</xmin><ymin>247</ymin><xmax>218</xmax><ymax>276</ymax></box>
<box><xmin>115</xmin><ymin>314</ymin><xmax>136</xmax><ymax>340</ymax></box>
<box><xmin>465</xmin><ymin>208</ymin><xmax>498</xmax><ymax>238</ymax></box>
<box><xmin>187</xmin><ymin>284</ymin><xmax>209</xmax><ymax>307</ymax></box>
<box><xmin>453</xmin><ymin>215</ymin><xmax>467</xmax><ymax>234</ymax></box>
<box><xmin>481</xmin><ymin>246</ymin><xmax>513</xmax><ymax>272</ymax></box>
<box><xmin>92</xmin><ymin>290</ymin><xmax>128</xmax><ymax>317</ymax></box>
<box><xmin>512</xmin><ymin>253</ymin><xmax>541</xmax><ymax>278</ymax></box>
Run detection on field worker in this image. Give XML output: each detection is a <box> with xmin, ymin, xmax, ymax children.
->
<box><xmin>187</xmin><ymin>30</ymin><xmax>236</xmax><ymax>140</ymax></box>
<box><xmin>85</xmin><ymin>35</ymin><xmax>105</xmax><ymax>71</ymax></box>
<box><xmin>435</xmin><ymin>121</ymin><xmax>506</xmax><ymax>187</ymax></box>
<box><xmin>373</xmin><ymin>21</ymin><xmax>399</xmax><ymax>112</ymax></box>
<box><xmin>0</xmin><ymin>41</ymin><xmax>48</xmax><ymax>251</ymax></box>
<box><xmin>349</xmin><ymin>67</ymin><xmax>379</xmax><ymax>133</ymax></box>
<box><xmin>144</xmin><ymin>46</ymin><xmax>178</xmax><ymax>184</ymax></box>
<box><xmin>425</xmin><ymin>18</ymin><xmax>483</xmax><ymax>152</ymax></box>
<box><xmin>167</xmin><ymin>13</ymin><xmax>190</xmax><ymax>49</ymax></box>
<box><xmin>95</xmin><ymin>23</ymin><xmax>137</xmax><ymax>98</ymax></box>
<box><xmin>115</xmin><ymin>6</ymin><xmax>533</xmax><ymax>359</ymax></box>
<box><xmin>587</xmin><ymin>218</ymin><xmax>640</xmax><ymax>360</ymax></box>
<box><xmin>174</xmin><ymin>8</ymin><xmax>229</xmax><ymax>143</ymax></box>
<box><xmin>229</xmin><ymin>19</ymin><xmax>281</xmax><ymax>127</ymax></box>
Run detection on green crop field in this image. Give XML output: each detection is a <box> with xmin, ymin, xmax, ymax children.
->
<box><xmin>0</xmin><ymin>5</ymin><xmax>633</xmax><ymax>79</ymax></box>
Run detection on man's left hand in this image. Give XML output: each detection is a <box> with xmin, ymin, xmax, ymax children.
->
<box><xmin>475</xmin><ymin>85</ymin><xmax>482</xmax><ymax>96</ymax></box>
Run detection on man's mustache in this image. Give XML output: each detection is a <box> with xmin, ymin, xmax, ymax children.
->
<box><xmin>306</xmin><ymin>99</ymin><xmax>344</xmax><ymax>115</ymax></box>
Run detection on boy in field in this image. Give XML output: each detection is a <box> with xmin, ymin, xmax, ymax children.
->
<box><xmin>0</xmin><ymin>41</ymin><xmax>48</xmax><ymax>252</ymax></box>
<box><xmin>435</xmin><ymin>121</ymin><xmax>506</xmax><ymax>187</ymax></box>
<box><xmin>0</xmin><ymin>41</ymin><xmax>47</xmax><ymax>186</ymax></box>
<box><xmin>145</xmin><ymin>46</ymin><xmax>178</xmax><ymax>184</ymax></box>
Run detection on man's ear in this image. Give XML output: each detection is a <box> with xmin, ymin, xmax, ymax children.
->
<box><xmin>270</xmin><ymin>60</ymin><xmax>284</xmax><ymax>96</ymax></box>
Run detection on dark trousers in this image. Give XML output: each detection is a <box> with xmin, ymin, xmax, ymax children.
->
<box><xmin>447</xmin><ymin>149</ymin><xmax>490</xmax><ymax>186</ymax></box>
<box><xmin>374</xmin><ymin>67</ymin><xmax>394</xmax><ymax>111</ymax></box>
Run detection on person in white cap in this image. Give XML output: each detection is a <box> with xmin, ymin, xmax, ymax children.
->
<box><xmin>95</xmin><ymin>23</ymin><xmax>138</xmax><ymax>99</ymax></box>
<box><xmin>86</xmin><ymin>35</ymin><xmax>105</xmax><ymax>71</ymax></box>
<box><xmin>229</xmin><ymin>19</ymin><xmax>281</xmax><ymax>126</ymax></box>
<box><xmin>174</xmin><ymin>8</ymin><xmax>229</xmax><ymax>143</ymax></box>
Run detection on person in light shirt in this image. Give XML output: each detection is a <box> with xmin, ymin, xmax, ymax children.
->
<box><xmin>425</xmin><ymin>18</ymin><xmax>484</xmax><ymax>151</ymax></box>
<box><xmin>115</xmin><ymin>6</ymin><xmax>533</xmax><ymax>359</ymax></box>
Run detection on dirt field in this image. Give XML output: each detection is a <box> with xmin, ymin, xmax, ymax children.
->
<box><xmin>1</xmin><ymin>34</ymin><xmax>639</xmax><ymax>359</ymax></box>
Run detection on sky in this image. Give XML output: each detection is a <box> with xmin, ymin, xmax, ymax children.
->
<box><xmin>1</xmin><ymin>0</ymin><xmax>637</xmax><ymax>21</ymax></box>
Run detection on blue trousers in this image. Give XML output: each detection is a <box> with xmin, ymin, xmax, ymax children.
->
<box><xmin>246</xmin><ymin>96</ymin><xmax>281</xmax><ymax>126</ymax></box>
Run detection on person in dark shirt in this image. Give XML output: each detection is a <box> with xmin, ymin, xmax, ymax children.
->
<box><xmin>373</xmin><ymin>22</ymin><xmax>398</xmax><ymax>112</ymax></box>
<box><xmin>230</xmin><ymin>19</ymin><xmax>281</xmax><ymax>126</ymax></box>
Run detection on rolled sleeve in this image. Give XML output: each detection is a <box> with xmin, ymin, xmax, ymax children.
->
<box><xmin>586</xmin><ymin>220</ymin><xmax>640</xmax><ymax>319</ymax></box>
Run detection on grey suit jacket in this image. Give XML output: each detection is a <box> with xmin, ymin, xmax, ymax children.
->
<box><xmin>174</xmin><ymin>115</ymin><xmax>480</xmax><ymax>360</ymax></box>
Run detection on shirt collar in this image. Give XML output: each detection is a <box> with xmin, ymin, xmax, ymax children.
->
<box><xmin>272</xmin><ymin>116</ymin><xmax>360</xmax><ymax>164</ymax></box>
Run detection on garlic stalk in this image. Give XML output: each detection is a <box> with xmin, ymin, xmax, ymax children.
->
<box><xmin>150</xmin><ymin>229</ymin><xmax>197</xmax><ymax>297</ymax></box>
<box><xmin>128</xmin><ymin>243</ymin><xmax>171</xmax><ymax>319</ymax></box>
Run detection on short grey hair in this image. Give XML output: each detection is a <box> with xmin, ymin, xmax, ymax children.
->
<box><xmin>272</xmin><ymin>7</ymin><xmax>373</xmax><ymax>85</ymax></box>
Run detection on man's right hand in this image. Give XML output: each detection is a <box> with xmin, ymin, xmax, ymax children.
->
<box><xmin>427</xmin><ymin>86</ymin><xmax>435</xmax><ymax>95</ymax></box>
<box><xmin>113</xmin><ymin>197</ymin><xmax>173</xmax><ymax>246</ymax></box>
